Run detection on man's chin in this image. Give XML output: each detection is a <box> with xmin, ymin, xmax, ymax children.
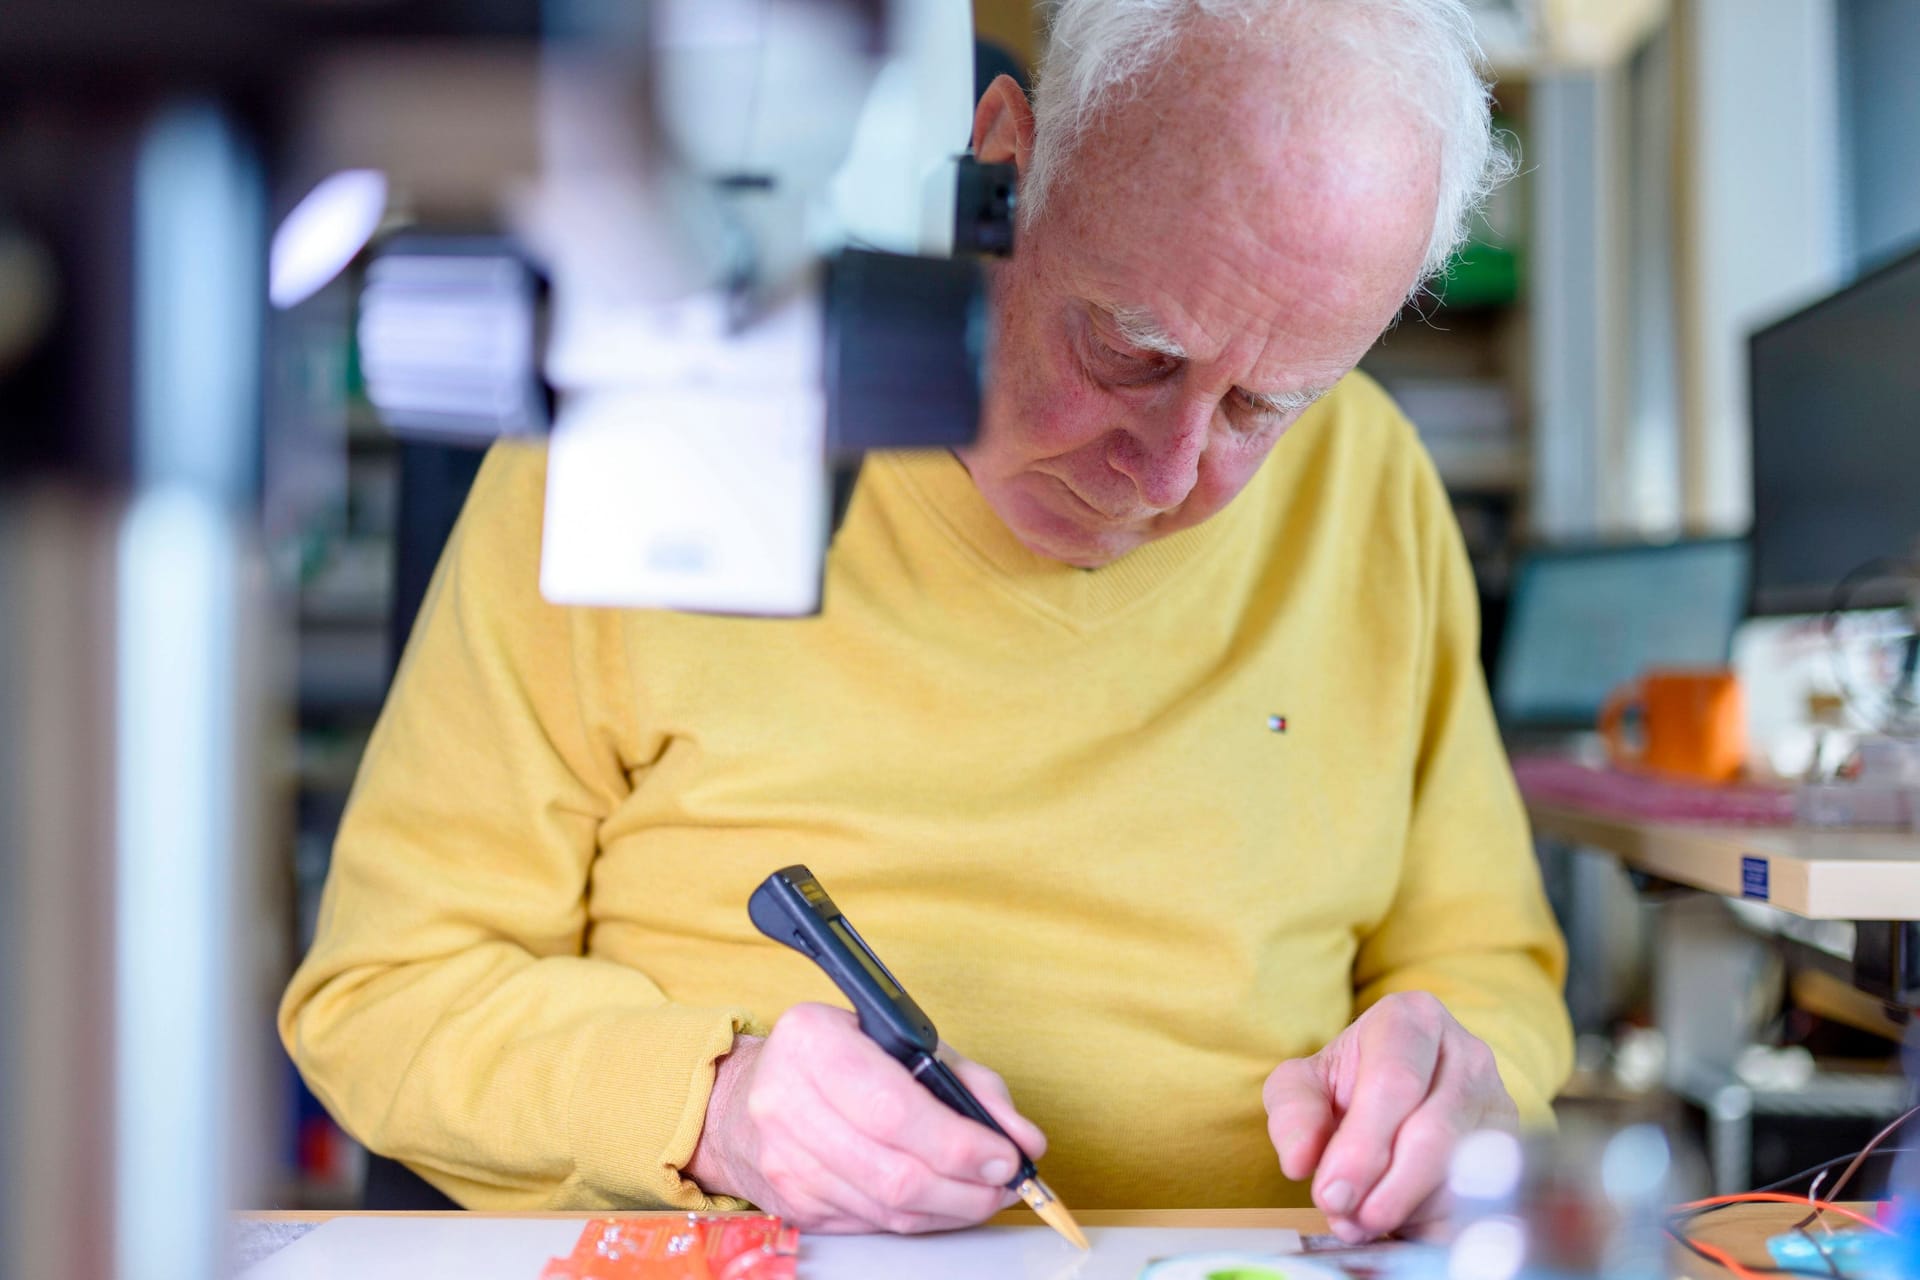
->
<box><xmin>976</xmin><ymin>477</ymin><xmax>1152</xmax><ymax>567</ymax></box>
<box><xmin>1010</xmin><ymin>518</ymin><xmax>1144</xmax><ymax>569</ymax></box>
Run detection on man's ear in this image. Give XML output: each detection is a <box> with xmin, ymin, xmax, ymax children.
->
<box><xmin>971</xmin><ymin>73</ymin><xmax>1036</xmax><ymax>175</ymax></box>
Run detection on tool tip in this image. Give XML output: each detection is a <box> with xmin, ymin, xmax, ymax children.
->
<box><xmin>1018</xmin><ymin>1177</ymin><xmax>1090</xmax><ymax>1251</ymax></box>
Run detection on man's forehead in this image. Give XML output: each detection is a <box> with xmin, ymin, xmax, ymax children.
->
<box><xmin>1044</xmin><ymin>14</ymin><xmax>1441</xmax><ymax>350</ymax></box>
<box><xmin>1071</xmin><ymin>178</ymin><xmax>1390</xmax><ymax>330</ymax></box>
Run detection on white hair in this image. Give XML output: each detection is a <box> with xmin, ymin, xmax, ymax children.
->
<box><xmin>1023</xmin><ymin>0</ymin><xmax>1514</xmax><ymax>287</ymax></box>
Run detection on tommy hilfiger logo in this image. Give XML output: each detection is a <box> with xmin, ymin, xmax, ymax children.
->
<box><xmin>1267</xmin><ymin>714</ymin><xmax>1288</xmax><ymax>733</ymax></box>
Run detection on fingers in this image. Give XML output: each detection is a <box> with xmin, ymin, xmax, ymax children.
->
<box><xmin>807</xmin><ymin>1041</ymin><xmax>1024</xmax><ymax>1184</ymax></box>
<box><xmin>948</xmin><ymin>1055</ymin><xmax>1048</xmax><ymax>1162</ymax></box>
<box><xmin>1277</xmin><ymin>994</ymin><xmax>1517</xmax><ymax>1244</ymax></box>
<box><xmin>1263</xmin><ymin>1056</ymin><xmax>1337</xmax><ymax>1183</ymax></box>
<box><xmin>772</xmin><ymin>1088</ymin><xmax>1014</xmax><ymax>1232</ymax></box>
<box><xmin>775</xmin><ymin>1070</ymin><xmax>1016</xmax><ymax>1229</ymax></box>
<box><xmin>1349</xmin><ymin>1030</ymin><xmax>1515</xmax><ymax>1239</ymax></box>
<box><xmin>738</xmin><ymin>1003</ymin><xmax>1033</xmax><ymax>1234</ymax></box>
<box><xmin>1394</xmin><ymin>1185</ymin><xmax>1455</xmax><ymax>1243</ymax></box>
<box><xmin>1310</xmin><ymin>996</ymin><xmax>1445</xmax><ymax>1227</ymax></box>
<box><xmin>1342</xmin><ymin>1063</ymin><xmax>1471</xmax><ymax>1238</ymax></box>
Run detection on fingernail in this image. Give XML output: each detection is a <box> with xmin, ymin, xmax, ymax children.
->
<box><xmin>1331</xmin><ymin>1217</ymin><xmax>1369</xmax><ymax>1245</ymax></box>
<box><xmin>1321</xmin><ymin>1180</ymin><xmax>1356</xmax><ymax>1215</ymax></box>
<box><xmin>981</xmin><ymin>1158</ymin><xmax>1015</xmax><ymax>1184</ymax></box>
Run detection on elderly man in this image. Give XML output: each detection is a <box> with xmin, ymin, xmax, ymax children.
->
<box><xmin>282</xmin><ymin>0</ymin><xmax>1571</xmax><ymax>1246</ymax></box>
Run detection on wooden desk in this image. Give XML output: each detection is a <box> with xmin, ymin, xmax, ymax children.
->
<box><xmin>1526</xmin><ymin>800</ymin><xmax>1920</xmax><ymax>919</ymax></box>
<box><xmin>1673</xmin><ymin>1201</ymin><xmax>1891</xmax><ymax>1279</ymax></box>
<box><xmin>234</xmin><ymin>1204</ymin><xmax>1840</xmax><ymax>1279</ymax></box>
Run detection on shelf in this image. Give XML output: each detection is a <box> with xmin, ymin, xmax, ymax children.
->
<box><xmin>1672</xmin><ymin>1060</ymin><xmax>1908</xmax><ymax>1119</ymax></box>
<box><xmin>1526</xmin><ymin>799</ymin><xmax>1920</xmax><ymax>920</ymax></box>
<box><xmin>1475</xmin><ymin>0</ymin><xmax>1670</xmax><ymax>78</ymax></box>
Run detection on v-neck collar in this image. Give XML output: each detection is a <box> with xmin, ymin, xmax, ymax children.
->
<box><xmin>870</xmin><ymin>449</ymin><xmax>1255</xmax><ymax>632</ymax></box>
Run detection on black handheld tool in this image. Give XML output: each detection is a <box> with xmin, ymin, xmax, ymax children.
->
<box><xmin>747</xmin><ymin>864</ymin><xmax>1087</xmax><ymax>1248</ymax></box>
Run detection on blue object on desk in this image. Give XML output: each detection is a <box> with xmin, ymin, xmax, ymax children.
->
<box><xmin>1766</xmin><ymin>1225</ymin><xmax>1905</xmax><ymax>1278</ymax></box>
<box><xmin>1892</xmin><ymin>1022</ymin><xmax>1920</xmax><ymax>1277</ymax></box>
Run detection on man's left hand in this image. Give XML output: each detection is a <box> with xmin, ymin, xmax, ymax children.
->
<box><xmin>1263</xmin><ymin>991</ymin><xmax>1517</xmax><ymax>1243</ymax></box>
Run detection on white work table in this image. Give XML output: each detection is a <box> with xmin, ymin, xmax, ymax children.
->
<box><xmin>229</xmin><ymin>1205</ymin><xmax>1805</xmax><ymax>1279</ymax></box>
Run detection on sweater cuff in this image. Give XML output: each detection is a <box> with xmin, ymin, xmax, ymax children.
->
<box><xmin>567</xmin><ymin>1004</ymin><xmax>759</xmax><ymax>1209</ymax></box>
<box><xmin>1494</xmin><ymin>1050</ymin><xmax>1557</xmax><ymax>1131</ymax></box>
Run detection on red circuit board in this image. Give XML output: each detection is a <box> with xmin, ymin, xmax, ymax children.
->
<box><xmin>542</xmin><ymin>1215</ymin><xmax>799</xmax><ymax>1280</ymax></box>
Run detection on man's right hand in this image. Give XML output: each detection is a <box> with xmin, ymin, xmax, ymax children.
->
<box><xmin>684</xmin><ymin>1002</ymin><xmax>1047</xmax><ymax>1234</ymax></box>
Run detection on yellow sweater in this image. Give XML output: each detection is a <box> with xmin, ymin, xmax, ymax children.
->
<box><xmin>281</xmin><ymin>372</ymin><xmax>1570</xmax><ymax>1213</ymax></box>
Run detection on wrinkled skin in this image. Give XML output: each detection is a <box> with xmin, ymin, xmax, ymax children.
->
<box><xmin>685</xmin><ymin>1004</ymin><xmax>1044</xmax><ymax>1234</ymax></box>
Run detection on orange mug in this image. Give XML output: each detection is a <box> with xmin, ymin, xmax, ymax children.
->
<box><xmin>1599</xmin><ymin>668</ymin><xmax>1746</xmax><ymax>784</ymax></box>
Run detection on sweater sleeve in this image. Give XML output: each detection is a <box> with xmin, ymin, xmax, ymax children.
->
<box><xmin>1350</xmin><ymin>447</ymin><xmax>1573</xmax><ymax>1126</ymax></box>
<box><xmin>278</xmin><ymin>442</ymin><xmax>757</xmax><ymax>1210</ymax></box>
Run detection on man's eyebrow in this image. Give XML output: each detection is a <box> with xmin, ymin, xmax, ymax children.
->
<box><xmin>1096</xmin><ymin>303</ymin><xmax>1189</xmax><ymax>360</ymax></box>
<box><xmin>1239</xmin><ymin>384</ymin><xmax>1334</xmax><ymax>416</ymax></box>
<box><xmin>1094</xmin><ymin>300</ymin><xmax>1333</xmax><ymax>414</ymax></box>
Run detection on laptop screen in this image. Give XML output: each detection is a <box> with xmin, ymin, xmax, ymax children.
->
<box><xmin>1494</xmin><ymin>540</ymin><xmax>1752</xmax><ymax>730</ymax></box>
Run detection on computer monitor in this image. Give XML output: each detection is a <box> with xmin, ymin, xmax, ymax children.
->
<box><xmin>1749</xmin><ymin>244</ymin><xmax>1920</xmax><ymax>615</ymax></box>
<box><xmin>1494</xmin><ymin>539</ymin><xmax>1752</xmax><ymax>731</ymax></box>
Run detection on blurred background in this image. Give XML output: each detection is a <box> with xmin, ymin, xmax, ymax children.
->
<box><xmin>2</xmin><ymin>0</ymin><xmax>1917</xmax><ymax>1272</ymax></box>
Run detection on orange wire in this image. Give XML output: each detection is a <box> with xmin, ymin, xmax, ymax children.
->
<box><xmin>1672</xmin><ymin>1233</ymin><xmax>1766</xmax><ymax>1280</ymax></box>
<box><xmin>1672</xmin><ymin>1191</ymin><xmax>1892</xmax><ymax>1235</ymax></box>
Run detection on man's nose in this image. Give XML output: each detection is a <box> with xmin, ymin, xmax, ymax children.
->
<box><xmin>1108</xmin><ymin>400</ymin><xmax>1210</xmax><ymax>511</ymax></box>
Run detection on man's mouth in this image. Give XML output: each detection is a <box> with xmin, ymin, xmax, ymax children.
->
<box><xmin>1042</xmin><ymin>473</ymin><xmax>1148</xmax><ymax>526</ymax></box>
